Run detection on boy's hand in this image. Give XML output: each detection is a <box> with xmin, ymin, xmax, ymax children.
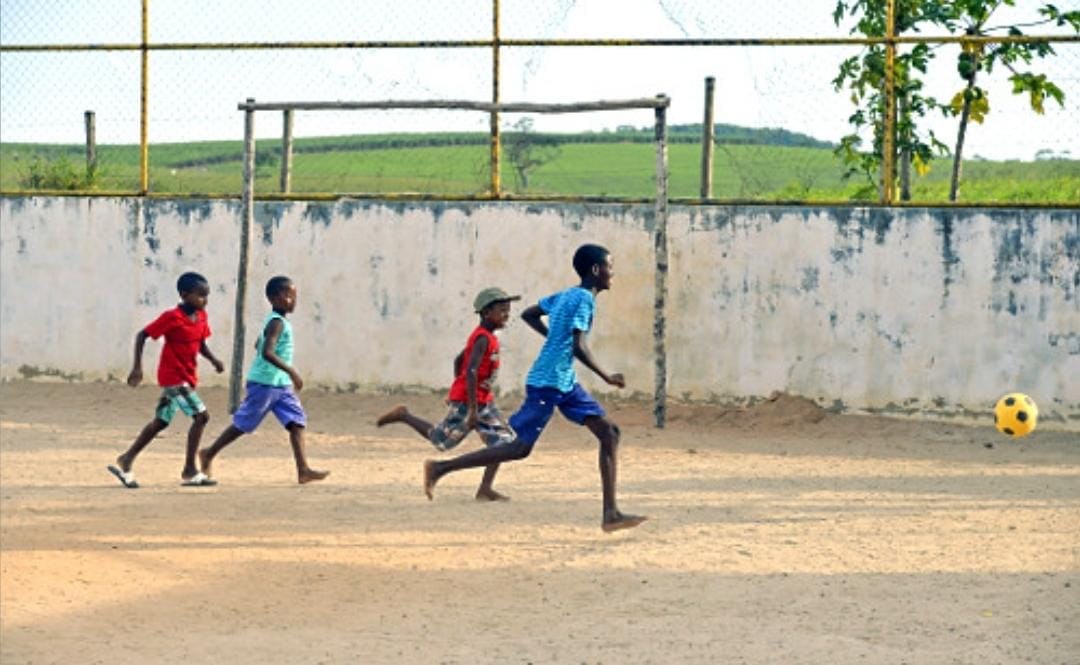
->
<box><xmin>464</xmin><ymin>410</ymin><xmax>478</xmax><ymax>432</ymax></box>
<box><xmin>127</xmin><ymin>368</ymin><xmax>143</xmax><ymax>387</ymax></box>
<box><xmin>607</xmin><ymin>373</ymin><xmax>626</xmax><ymax>389</ymax></box>
<box><xmin>211</xmin><ymin>358</ymin><xmax>225</xmax><ymax>373</ymax></box>
<box><xmin>290</xmin><ymin>370</ymin><xmax>304</xmax><ymax>392</ymax></box>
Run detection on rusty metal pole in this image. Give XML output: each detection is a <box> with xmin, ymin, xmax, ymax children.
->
<box><xmin>84</xmin><ymin>110</ymin><xmax>96</xmax><ymax>171</ymax></box>
<box><xmin>230</xmin><ymin>99</ymin><xmax>256</xmax><ymax>413</ymax></box>
<box><xmin>280</xmin><ymin>109</ymin><xmax>294</xmax><ymax>193</ymax></box>
<box><xmin>653</xmin><ymin>95</ymin><xmax>670</xmax><ymax>428</ymax></box>
<box><xmin>489</xmin><ymin>0</ymin><xmax>501</xmax><ymax>197</ymax></box>
<box><xmin>139</xmin><ymin>0</ymin><xmax>149</xmax><ymax>194</ymax></box>
<box><xmin>700</xmin><ymin>76</ymin><xmax>715</xmax><ymax>199</ymax></box>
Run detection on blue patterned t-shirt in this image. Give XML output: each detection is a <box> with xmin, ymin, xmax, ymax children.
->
<box><xmin>525</xmin><ymin>286</ymin><xmax>595</xmax><ymax>392</ymax></box>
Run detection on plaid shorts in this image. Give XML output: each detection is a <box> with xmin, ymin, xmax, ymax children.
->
<box><xmin>154</xmin><ymin>385</ymin><xmax>207</xmax><ymax>424</ymax></box>
<box><xmin>428</xmin><ymin>401</ymin><xmax>515</xmax><ymax>451</ymax></box>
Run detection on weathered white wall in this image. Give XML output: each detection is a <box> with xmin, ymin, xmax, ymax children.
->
<box><xmin>2</xmin><ymin>196</ymin><xmax>1077</xmax><ymax>428</ymax></box>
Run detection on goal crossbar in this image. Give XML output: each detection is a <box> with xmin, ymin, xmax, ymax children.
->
<box><xmin>238</xmin><ymin>96</ymin><xmax>670</xmax><ymax>114</ymax></box>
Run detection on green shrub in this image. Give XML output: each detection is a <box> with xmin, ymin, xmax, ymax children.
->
<box><xmin>19</xmin><ymin>154</ymin><xmax>99</xmax><ymax>190</ymax></box>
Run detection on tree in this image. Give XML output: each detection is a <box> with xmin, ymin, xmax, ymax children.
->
<box><xmin>503</xmin><ymin>118</ymin><xmax>560</xmax><ymax>193</ymax></box>
<box><xmin>833</xmin><ymin>0</ymin><xmax>1079</xmax><ymax>201</ymax></box>
<box><xmin>833</xmin><ymin>0</ymin><xmax>954</xmax><ymax>200</ymax></box>
<box><xmin>935</xmin><ymin>2</ymin><xmax>1079</xmax><ymax>200</ymax></box>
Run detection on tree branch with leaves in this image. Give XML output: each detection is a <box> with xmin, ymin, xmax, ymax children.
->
<box><xmin>833</xmin><ymin>0</ymin><xmax>1078</xmax><ymax>202</ymax></box>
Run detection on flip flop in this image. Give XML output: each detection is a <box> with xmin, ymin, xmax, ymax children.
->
<box><xmin>107</xmin><ymin>464</ymin><xmax>139</xmax><ymax>489</ymax></box>
<box><xmin>181</xmin><ymin>472</ymin><xmax>217</xmax><ymax>487</ymax></box>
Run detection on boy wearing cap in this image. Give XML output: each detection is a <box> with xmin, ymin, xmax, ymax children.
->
<box><xmin>376</xmin><ymin>287</ymin><xmax>520</xmax><ymax>501</ymax></box>
<box><xmin>421</xmin><ymin>244</ymin><xmax>647</xmax><ymax>533</ymax></box>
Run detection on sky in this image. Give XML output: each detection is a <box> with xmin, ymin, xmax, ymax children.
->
<box><xmin>1</xmin><ymin>0</ymin><xmax>1078</xmax><ymax>160</ymax></box>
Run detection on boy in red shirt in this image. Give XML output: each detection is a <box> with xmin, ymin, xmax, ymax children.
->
<box><xmin>107</xmin><ymin>272</ymin><xmax>224</xmax><ymax>488</ymax></box>
<box><xmin>376</xmin><ymin>287</ymin><xmax>520</xmax><ymax>501</ymax></box>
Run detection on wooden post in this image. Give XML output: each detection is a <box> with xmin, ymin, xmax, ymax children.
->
<box><xmin>280</xmin><ymin>109</ymin><xmax>294</xmax><ymax>193</ymax></box>
<box><xmin>700</xmin><ymin>76</ymin><xmax>715</xmax><ymax>199</ymax></box>
<box><xmin>230</xmin><ymin>99</ymin><xmax>256</xmax><ymax>413</ymax></box>
<box><xmin>489</xmin><ymin>0</ymin><xmax>501</xmax><ymax>197</ymax></box>
<box><xmin>653</xmin><ymin>95</ymin><xmax>670</xmax><ymax>429</ymax></box>
<box><xmin>84</xmin><ymin>111</ymin><xmax>96</xmax><ymax>171</ymax></box>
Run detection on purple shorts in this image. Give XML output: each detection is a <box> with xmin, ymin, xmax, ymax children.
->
<box><xmin>508</xmin><ymin>383</ymin><xmax>605</xmax><ymax>447</ymax></box>
<box><xmin>232</xmin><ymin>382</ymin><xmax>307</xmax><ymax>433</ymax></box>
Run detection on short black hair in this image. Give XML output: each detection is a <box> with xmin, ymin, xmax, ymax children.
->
<box><xmin>176</xmin><ymin>271</ymin><xmax>208</xmax><ymax>295</ymax></box>
<box><xmin>572</xmin><ymin>243</ymin><xmax>609</xmax><ymax>279</ymax></box>
<box><xmin>265</xmin><ymin>275</ymin><xmax>293</xmax><ymax>299</ymax></box>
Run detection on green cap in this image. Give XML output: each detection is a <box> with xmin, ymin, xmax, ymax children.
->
<box><xmin>474</xmin><ymin>287</ymin><xmax>521</xmax><ymax>313</ymax></box>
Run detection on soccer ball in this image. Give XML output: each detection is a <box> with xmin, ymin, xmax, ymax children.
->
<box><xmin>993</xmin><ymin>393</ymin><xmax>1038</xmax><ymax>438</ymax></box>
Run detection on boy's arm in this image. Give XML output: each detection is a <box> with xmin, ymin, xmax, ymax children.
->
<box><xmin>572</xmin><ymin>329</ymin><xmax>625</xmax><ymax>388</ymax></box>
<box><xmin>521</xmin><ymin>304</ymin><xmax>547</xmax><ymax>337</ymax></box>
<box><xmin>127</xmin><ymin>329</ymin><xmax>149</xmax><ymax>387</ymax></box>
<box><xmin>260</xmin><ymin>318</ymin><xmax>304</xmax><ymax>391</ymax></box>
<box><xmin>463</xmin><ymin>335</ymin><xmax>489</xmax><ymax>430</ymax></box>
<box><xmin>200</xmin><ymin>341</ymin><xmax>225</xmax><ymax>373</ymax></box>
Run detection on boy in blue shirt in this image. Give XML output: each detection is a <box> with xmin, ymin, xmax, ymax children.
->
<box><xmin>197</xmin><ymin>275</ymin><xmax>329</xmax><ymax>485</ymax></box>
<box><xmin>422</xmin><ymin>244</ymin><xmax>647</xmax><ymax>532</ymax></box>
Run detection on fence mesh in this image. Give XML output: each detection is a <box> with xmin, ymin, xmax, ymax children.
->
<box><xmin>2</xmin><ymin>0</ymin><xmax>1077</xmax><ymax>203</ymax></box>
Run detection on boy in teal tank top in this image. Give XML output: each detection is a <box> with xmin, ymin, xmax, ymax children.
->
<box><xmin>197</xmin><ymin>276</ymin><xmax>329</xmax><ymax>485</ymax></box>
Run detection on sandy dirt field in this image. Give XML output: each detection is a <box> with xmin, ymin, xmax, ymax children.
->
<box><xmin>1</xmin><ymin>381</ymin><xmax>1077</xmax><ymax>664</ymax></box>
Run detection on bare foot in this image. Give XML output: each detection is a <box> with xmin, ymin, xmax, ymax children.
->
<box><xmin>298</xmin><ymin>468</ymin><xmax>330</xmax><ymax>484</ymax></box>
<box><xmin>376</xmin><ymin>405</ymin><xmax>408</xmax><ymax>427</ymax></box>
<box><xmin>602</xmin><ymin>512</ymin><xmax>648</xmax><ymax>533</ymax></box>
<box><xmin>115</xmin><ymin>455</ymin><xmax>132</xmax><ymax>473</ymax></box>
<box><xmin>475</xmin><ymin>487</ymin><xmax>510</xmax><ymax>502</ymax></box>
<box><xmin>423</xmin><ymin>460</ymin><xmax>438</xmax><ymax>500</ymax></box>
<box><xmin>197</xmin><ymin>448</ymin><xmax>213</xmax><ymax>477</ymax></box>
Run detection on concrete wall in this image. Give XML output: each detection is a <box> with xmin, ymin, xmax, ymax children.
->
<box><xmin>2</xmin><ymin>196</ymin><xmax>1077</xmax><ymax>428</ymax></box>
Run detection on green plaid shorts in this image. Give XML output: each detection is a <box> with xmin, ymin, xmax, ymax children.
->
<box><xmin>428</xmin><ymin>401</ymin><xmax>515</xmax><ymax>451</ymax></box>
<box><xmin>154</xmin><ymin>385</ymin><xmax>207</xmax><ymax>424</ymax></box>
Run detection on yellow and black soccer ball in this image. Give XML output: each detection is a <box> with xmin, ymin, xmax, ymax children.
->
<box><xmin>993</xmin><ymin>393</ymin><xmax>1038</xmax><ymax>438</ymax></box>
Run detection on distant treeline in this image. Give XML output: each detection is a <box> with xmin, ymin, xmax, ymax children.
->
<box><xmin>157</xmin><ymin>123</ymin><xmax>834</xmax><ymax>169</ymax></box>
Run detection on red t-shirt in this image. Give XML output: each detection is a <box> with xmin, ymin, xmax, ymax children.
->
<box><xmin>143</xmin><ymin>306</ymin><xmax>211</xmax><ymax>387</ymax></box>
<box><xmin>447</xmin><ymin>326</ymin><xmax>499</xmax><ymax>405</ymax></box>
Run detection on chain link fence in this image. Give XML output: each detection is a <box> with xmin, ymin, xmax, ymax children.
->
<box><xmin>2</xmin><ymin>0</ymin><xmax>1077</xmax><ymax>203</ymax></box>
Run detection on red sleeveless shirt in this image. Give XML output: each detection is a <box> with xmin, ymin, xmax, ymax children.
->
<box><xmin>447</xmin><ymin>326</ymin><xmax>499</xmax><ymax>404</ymax></box>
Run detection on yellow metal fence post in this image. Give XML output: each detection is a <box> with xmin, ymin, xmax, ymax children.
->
<box><xmin>882</xmin><ymin>0</ymin><xmax>897</xmax><ymax>205</ymax></box>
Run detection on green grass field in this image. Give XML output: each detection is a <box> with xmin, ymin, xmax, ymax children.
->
<box><xmin>2</xmin><ymin>133</ymin><xmax>1077</xmax><ymax>203</ymax></box>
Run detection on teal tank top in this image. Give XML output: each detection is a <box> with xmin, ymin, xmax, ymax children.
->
<box><xmin>247</xmin><ymin>312</ymin><xmax>294</xmax><ymax>386</ymax></box>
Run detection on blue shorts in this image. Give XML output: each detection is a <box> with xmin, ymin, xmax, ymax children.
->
<box><xmin>508</xmin><ymin>383</ymin><xmax>606</xmax><ymax>447</ymax></box>
<box><xmin>232</xmin><ymin>382</ymin><xmax>307</xmax><ymax>433</ymax></box>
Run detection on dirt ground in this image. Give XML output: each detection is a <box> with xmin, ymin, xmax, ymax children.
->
<box><xmin>1</xmin><ymin>381</ymin><xmax>1077</xmax><ymax>664</ymax></box>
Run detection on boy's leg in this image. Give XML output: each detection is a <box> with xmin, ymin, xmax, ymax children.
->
<box><xmin>116</xmin><ymin>417</ymin><xmax>169</xmax><ymax>471</ymax></box>
<box><xmin>424</xmin><ymin>442</ymin><xmax>530</xmax><ymax>500</ymax></box>
<box><xmin>376</xmin><ymin>405</ymin><xmax>435</xmax><ymax>440</ymax></box>
<box><xmin>117</xmin><ymin>389</ymin><xmax>180</xmax><ymax>471</ymax></box>
<box><xmin>182</xmin><ymin>412</ymin><xmax>210</xmax><ymax>479</ymax></box>
<box><xmin>475</xmin><ymin>463</ymin><xmax>508</xmax><ymax>502</ymax></box>
<box><xmin>198</xmin><ymin>425</ymin><xmax>245</xmax><ymax>477</ymax></box>
<box><xmin>200</xmin><ymin>383</ymin><xmax>272</xmax><ymax>477</ymax></box>
<box><xmin>584</xmin><ymin>415</ymin><xmax>647</xmax><ymax>532</ymax></box>
<box><xmin>268</xmin><ymin>387</ymin><xmax>327</xmax><ymax>484</ymax></box>
<box><xmin>286</xmin><ymin>423</ymin><xmax>329</xmax><ymax>484</ymax></box>
<box><xmin>172</xmin><ymin>388</ymin><xmax>210</xmax><ymax>480</ymax></box>
<box><xmin>425</xmin><ymin>388</ymin><xmax>553</xmax><ymax>500</ymax></box>
<box><xmin>474</xmin><ymin>403</ymin><xmax>515</xmax><ymax>501</ymax></box>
